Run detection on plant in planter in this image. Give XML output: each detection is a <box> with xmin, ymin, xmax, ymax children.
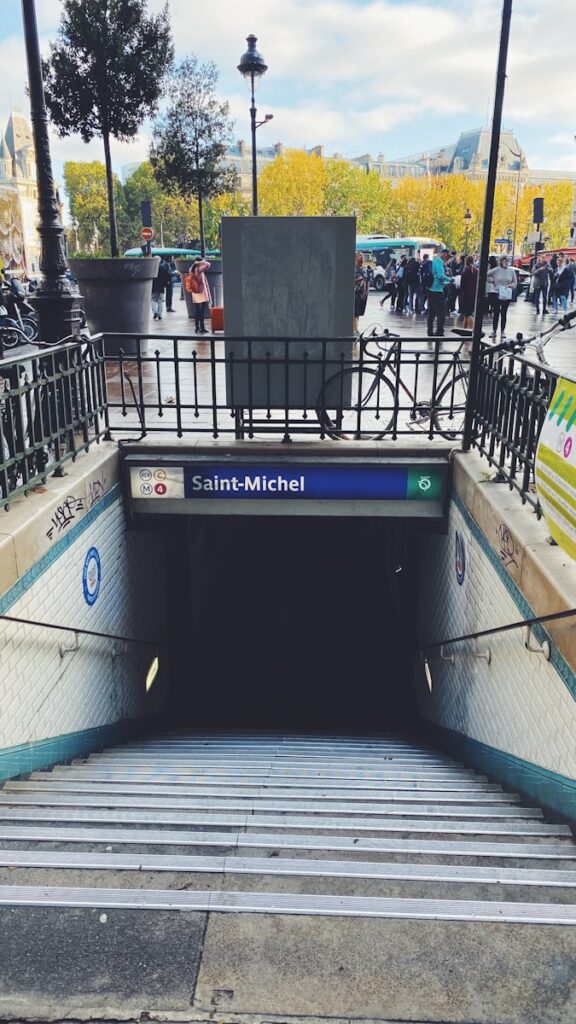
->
<box><xmin>42</xmin><ymin>0</ymin><xmax>174</xmax><ymax>341</ymax></box>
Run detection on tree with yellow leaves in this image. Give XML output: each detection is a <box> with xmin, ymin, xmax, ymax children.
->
<box><xmin>259</xmin><ymin>150</ymin><xmax>326</xmax><ymax>216</ymax></box>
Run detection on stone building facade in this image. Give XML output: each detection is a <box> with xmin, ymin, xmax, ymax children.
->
<box><xmin>0</xmin><ymin>111</ymin><xmax>40</xmax><ymax>274</ymax></box>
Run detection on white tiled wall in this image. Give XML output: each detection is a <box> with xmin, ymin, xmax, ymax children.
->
<box><xmin>417</xmin><ymin>501</ymin><xmax>576</xmax><ymax>779</ymax></box>
<box><xmin>0</xmin><ymin>492</ymin><xmax>167</xmax><ymax>749</ymax></box>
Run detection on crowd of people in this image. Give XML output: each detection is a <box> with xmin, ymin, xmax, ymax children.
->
<box><xmin>354</xmin><ymin>247</ymin><xmax>576</xmax><ymax>340</ymax></box>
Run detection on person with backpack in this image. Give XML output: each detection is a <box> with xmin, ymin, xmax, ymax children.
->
<box><xmin>185</xmin><ymin>258</ymin><xmax>212</xmax><ymax>333</ymax></box>
<box><xmin>425</xmin><ymin>250</ymin><xmax>451</xmax><ymax>337</ymax></box>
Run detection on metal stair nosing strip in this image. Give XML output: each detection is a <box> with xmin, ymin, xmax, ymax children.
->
<box><xmin>30</xmin><ymin>778</ymin><xmax>501</xmax><ymax>794</ymax></box>
<box><xmin>48</xmin><ymin>770</ymin><xmax>483</xmax><ymax>782</ymax></box>
<box><xmin>0</xmin><ymin>885</ymin><xmax>574</xmax><ymax>924</ymax></box>
<box><xmin>4</xmin><ymin>781</ymin><xmax>519</xmax><ymax>803</ymax></box>
<box><xmin>0</xmin><ymin>793</ymin><xmax>542</xmax><ymax>818</ymax></box>
<box><xmin>0</xmin><ymin>849</ymin><xmax>574</xmax><ymax>886</ymax></box>
<box><xmin>85</xmin><ymin>753</ymin><xmax>457</xmax><ymax>761</ymax></box>
<box><xmin>0</xmin><ymin>807</ymin><xmax>568</xmax><ymax>835</ymax></box>
<box><xmin>113</xmin><ymin>745</ymin><xmax>444</xmax><ymax>753</ymax></box>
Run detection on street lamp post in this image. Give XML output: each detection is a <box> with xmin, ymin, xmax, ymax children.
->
<box><xmin>238</xmin><ymin>35</ymin><xmax>271</xmax><ymax>216</ymax></box>
<box><xmin>502</xmin><ymin>141</ymin><xmax>523</xmax><ymax>258</ymax></box>
<box><xmin>20</xmin><ymin>0</ymin><xmax>84</xmax><ymax>344</ymax></box>
<box><xmin>464</xmin><ymin>208</ymin><xmax>472</xmax><ymax>254</ymax></box>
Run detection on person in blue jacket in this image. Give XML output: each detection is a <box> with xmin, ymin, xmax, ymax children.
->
<box><xmin>426</xmin><ymin>250</ymin><xmax>451</xmax><ymax>337</ymax></box>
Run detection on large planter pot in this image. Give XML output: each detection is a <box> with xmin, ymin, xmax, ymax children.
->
<box><xmin>68</xmin><ymin>257</ymin><xmax>160</xmax><ymax>355</ymax></box>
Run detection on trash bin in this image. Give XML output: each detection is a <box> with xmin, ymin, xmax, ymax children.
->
<box><xmin>205</xmin><ymin>258</ymin><xmax>223</xmax><ymax>307</ymax></box>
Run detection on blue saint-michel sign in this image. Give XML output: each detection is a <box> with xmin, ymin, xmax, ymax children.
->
<box><xmin>128</xmin><ymin>460</ymin><xmax>448</xmax><ymax>515</ymax></box>
<box><xmin>183</xmin><ymin>464</ymin><xmax>444</xmax><ymax>501</ymax></box>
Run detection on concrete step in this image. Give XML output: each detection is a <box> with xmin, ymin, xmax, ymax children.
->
<box><xmin>0</xmin><ymin>804</ymin><xmax>567</xmax><ymax>836</ymax></box>
<box><xmin>52</xmin><ymin>764</ymin><xmax>490</xmax><ymax>781</ymax></box>
<box><xmin>0</xmin><ymin>882</ymin><xmax>574</xmax><ymax>921</ymax></box>
<box><xmin>6</xmin><ymin>779</ymin><xmax>518</xmax><ymax>802</ymax></box>
<box><xmin>31</xmin><ymin>768</ymin><xmax>498</xmax><ymax>789</ymax></box>
<box><xmin>0</xmin><ymin>850</ymin><xmax>574</xmax><ymax>904</ymax></box>
<box><xmin>0</xmin><ymin>826</ymin><xmax>574</xmax><ymax>866</ymax></box>
<box><xmin>0</xmin><ymin>790</ymin><xmax>541</xmax><ymax>817</ymax></box>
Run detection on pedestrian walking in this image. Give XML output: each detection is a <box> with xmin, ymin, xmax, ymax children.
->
<box><xmin>487</xmin><ymin>255</ymin><xmax>517</xmax><ymax>339</ymax></box>
<box><xmin>395</xmin><ymin>257</ymin><xmax>408</xmax><ymax>312</ymax></box>
<box><xmin>485</xmin><ymin>255</ymin><xmax>498</xmax><ymax>318</ymax></box>
<box><xmin>379</xmin><ymin>259</ymin><xmax>398</xmax><ymax>308</ymax></box>
<box><xmin>532</xmin><ymin>256</ymin><xmax>550</xmax><ymax>314</ymax></box>
<box><xmin>165</xmin><ymin>256</ymin><xmax>176</xmax><ymax>311</ymax></box>
<box><xmin>353</xmin><ymin>252</ymin><xmax>369</xmax><ymax>334</ymax></box>
<box><xmin>459</xmin><ymin>255</ymin><xmax>478</xmax><ymax>330</ymax></box>
<box><xmin>151</xmin><ymin>257</ymin><xmax>171</xmax><ymax>320</ymax></box>
<box><xmin>552</xmin><ymin>257</ymin><xmax>572</xmax><ymax>314</ymax></box>
<box><xmin>426</xmin><ymin>250</ymin><xmax>451</xmax><ymax>338</ymax></box>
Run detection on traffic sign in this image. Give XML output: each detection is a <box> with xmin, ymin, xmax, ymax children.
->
<box><xmin>141</xmin><ymin>226</ymin><xmax>154</xmax><ymax>241</ymax></box>
<box><xmin>506</xmin><ymin>228</ymin><xmax>513</xmax><ymax>237</ymax></box>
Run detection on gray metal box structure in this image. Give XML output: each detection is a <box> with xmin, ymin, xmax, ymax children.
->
<box><xmin>223</xmin><ymin>217</ymin><xmax>355</xmax><ymax>408</ymax></box>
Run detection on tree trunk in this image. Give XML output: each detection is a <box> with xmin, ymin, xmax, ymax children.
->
<box><xmin>103</xmin><ymin>129</ymin><xmax>119</xmax><ymax>257</ymax></box>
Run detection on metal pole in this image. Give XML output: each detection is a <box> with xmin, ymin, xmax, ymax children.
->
<box><xmin>250</xmin><ymin>73</ymin><xmax>258</xmax><ymax>216</ymax></box>
<box><xmin>512</xmin><ymin>164</ymin><xmax>521</xmax><ymax>257</ymax></box>
<box><xmin>462</xmin><ymin>0</ymin><xmax>513</xmax><ymax>451</ymax></box>
<box><xmin>20</xmin><ymin>0</ymin><xmax>83</xmax><ymax>344</ymax></box>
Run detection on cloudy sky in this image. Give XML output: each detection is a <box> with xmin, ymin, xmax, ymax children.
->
<box><xmin>1</xmin><ymin>0</ymin><xmax>575</xmax><ymax>181</ymax></box>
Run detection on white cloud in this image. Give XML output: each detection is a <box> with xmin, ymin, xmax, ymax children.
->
<box><xmin>1</xmin><ymin>0</ymin><xmax>576</xmax><ymax>170</ymax></box>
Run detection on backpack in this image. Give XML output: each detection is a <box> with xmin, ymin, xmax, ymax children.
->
<box><xmin>184</xmin><ymin>272</ymin><xmax>200</xmax><ymax>293</ymax></box>
<box><xmin>420</xmin><ymin>261</ymin><xmax>434</xmax><ymax>289</ymax></box>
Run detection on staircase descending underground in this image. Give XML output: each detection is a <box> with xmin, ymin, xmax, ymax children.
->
<box><xmin>0</xmin><ymin>733</ymin><xmax>574</xmax><ymax>1023</ymax></box>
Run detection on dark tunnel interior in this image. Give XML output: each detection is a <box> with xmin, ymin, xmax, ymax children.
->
<box><xmin>163</xmin><ymin>515</ymin><xmax>423</xmax><ymax>732</ymax></box>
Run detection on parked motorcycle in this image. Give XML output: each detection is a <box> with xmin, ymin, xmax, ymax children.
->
<box><xmin>1</xmin><ymin>277</ymin><xmax>38</xmax><ymax>341</ymax></box>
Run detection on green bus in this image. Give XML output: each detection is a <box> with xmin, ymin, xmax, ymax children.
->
<box><xmin>356</xmin><ymin>236</ymin><xmax>444</xmax><ymax>289</ymax></box>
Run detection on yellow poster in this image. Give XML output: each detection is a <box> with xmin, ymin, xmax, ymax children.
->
<box><xmin>535</xmin><ymin>377</ymin><xmax>576</xmax><ymax>561</ymax></box>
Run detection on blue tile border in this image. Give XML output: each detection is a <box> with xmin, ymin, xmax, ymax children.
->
<box><xmin>424</xmin><ymin>721</ymin><xmax>576</xmax><ymax>828</ymax></box>
<box><xmin>452</xmin><ymin>493</ymin><xmax>576</xmax><ymax>703</ymax></box>
<box><xmin>0</xmin><ymin>483</ymin><xmax>122</xmax><ymax>615</ymax></box>
<box><xmin>0</xmin><ymin>717</ymin><xmax>154</xmax><ymax>783</ymax></box>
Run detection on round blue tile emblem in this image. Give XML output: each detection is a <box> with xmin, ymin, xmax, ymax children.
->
<box><xmin>83</xmin><ymin>547</ymin><xmax>101</xmax><ymax>606</ymax></box>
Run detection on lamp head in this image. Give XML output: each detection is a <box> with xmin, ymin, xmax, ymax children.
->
<box><xmin>238</xmin><ymin>34</ymin><xmax>268</xmax><ymax>88</ymax></box>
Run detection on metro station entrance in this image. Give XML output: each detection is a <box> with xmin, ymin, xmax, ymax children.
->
<box><xmin>164</xmin><ymin>515</ymin><xmax>422</xmax><ymax>731</ymax></box>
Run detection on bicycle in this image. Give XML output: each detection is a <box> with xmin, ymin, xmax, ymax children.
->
<box><xmin>316</xmin><ymin>312</ymin><xmax>576</xmax><ymax>441</ymax></box>
<box><xmin>316</xmin><ymin>324</ymin><xmax>472</xmax><ymax>441</ymax></box>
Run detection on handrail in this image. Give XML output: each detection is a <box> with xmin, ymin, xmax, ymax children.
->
<box><xmin>0</xmin><ymin>613</ymin><xmax>161</xmax><ymax>648</ymax></box>
<box><xmin>418</xmin><ymin>607</ymin><xmax>576</xmax><ymax>652</ymax></box>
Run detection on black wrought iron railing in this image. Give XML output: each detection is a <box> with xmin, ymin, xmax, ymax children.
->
<box><xmin>0</xmin><ymin>336</ymin><xmax>109</xmax><ymax>511</ymax></box>
<box><xmin>468</xmin><ymin>343</ymin><xmax>560</xmax><ymax>514</ymax></box>
<box><xmin>0</xmin><ymin>328</ymin><xmax>566</xmax><ymax>516</ymax></box>
<box><xmin>102</xmin><ymin>332</ymin><xmax>470</xmax><ymax>444</ymax></box>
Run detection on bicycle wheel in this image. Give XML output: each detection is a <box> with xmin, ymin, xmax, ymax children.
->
<box><xmin>433</xmin><ymin>372</ymin><xmax>468</xmax><ymax>440</ymax></box>
<box><xmin>317</xmin><ymin>366</ymin><xmax>396</xmax><ymax>440</ymax></box>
